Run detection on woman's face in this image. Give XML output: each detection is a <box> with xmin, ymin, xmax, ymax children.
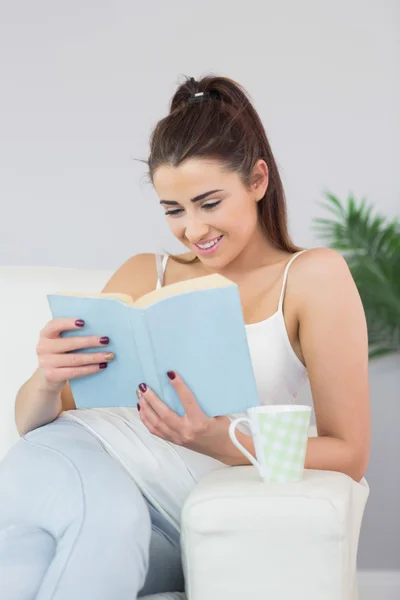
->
<box><xmin>153</xmin><ymin>158</ymin><xmax>268</xmax><ymax>268</ymax></box>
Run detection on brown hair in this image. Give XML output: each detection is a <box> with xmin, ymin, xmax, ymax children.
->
<box><xmin>145</xmin><ymin>74</ymin><xmax>301</xmax><ymax>264</ymax></box>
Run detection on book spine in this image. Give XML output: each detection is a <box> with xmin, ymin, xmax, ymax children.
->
<box><xmin>130</xmin><ymin>308</ymin><xmax>160</xmax><ymax>397</ymax></box>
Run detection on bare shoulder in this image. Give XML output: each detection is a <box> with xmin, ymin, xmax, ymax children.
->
<box><xmin>289</xmin><ymin>247</ymin><xmax>359</xmax><ymax>313</ymax></box>
<box><xmin>290</xmin><ymin>247</ymin><xmax>350</xmax><ymax>284</ymax></box>
<box><xmin>294</xmin><ymin>246</ymin><xmax>347</xmax><ymax>270</ymax></box>
<box><xmin>101</xmin><ymin>253</ymin><xmax>160</xmax><ymax>301</ymax></box>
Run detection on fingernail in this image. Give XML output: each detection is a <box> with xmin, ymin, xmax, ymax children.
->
<box><xmin>137</xmin><ymin>403</ymin><xmax>141</xmax><ymax>411</ymax></box>
<box><xmin>167</xmin><ymin>371</ymin><xmax>176</xmax><ymax>380</ymax></box>
<box><xmin>139</xmin><ymin>383</ymin><xmax>147</xmax><ymax>393</ymax></box>
<box><xmin>75</xmin><ymin>319</ymin><xmax>85</xmax><ymax>327</ymax></box>
<box><xmin>136</xmin><ymin>389</ymin><xmax>142</xmax><ymax>399</ymax></box>
<box><xmin>99</xmin><ymin>363</ymin><xmax>107</xmax><ymax>369</ymax></box>
<box><xmin>100</xmin><ymin>336</ymin><xmax>110</xmax><ymax>345</ymax></box>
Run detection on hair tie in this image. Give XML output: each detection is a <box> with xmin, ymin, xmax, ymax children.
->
<box><xmin>188</xmin><ymin>90</ymin><xmax>219</xmax><ymax>105</ymax></box>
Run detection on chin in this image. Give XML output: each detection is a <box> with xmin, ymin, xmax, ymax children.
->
<box><xmin>196</xmin><ymin>252</ymin><xmax>233</xmax><ymax>270</ymax></box>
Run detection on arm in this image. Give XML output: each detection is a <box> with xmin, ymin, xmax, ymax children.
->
<box><xmin>297</xmin><ymin>248</ymin><xmax>370</xmax><ymax>481</ymax></box>
<box><xmin>15</xmin><ymin>370</ymin><xmax>64</xmax><ymax>436</ymax></box>
<box><xmin>218</xmin><ymin>248</ymin><xmax>371</xmax><ymax>482</ymax></box>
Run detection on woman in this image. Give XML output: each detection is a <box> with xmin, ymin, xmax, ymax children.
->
<box><xmin>1</xmin><ymin>75</ymin><xmax>370</xmax><ymax>599</ymax></box>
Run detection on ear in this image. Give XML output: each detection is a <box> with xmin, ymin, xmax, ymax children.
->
<box><xmin>252</xmin><ymin>160</ymin><xmax>269</xmax><ymax>202</ymax></box>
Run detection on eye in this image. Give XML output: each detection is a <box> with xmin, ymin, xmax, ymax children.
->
<box><xmin>203</xmin><ymin>201</ymin><xmax>221</xmax><ymax>210</ymax></box>
<box><xmin>165</xmin><ymin>200</ymin><xmax>221</xmax><ymax>217</ymax></box>
<box><xmin>165</xmin><ymin>208</ymin><xmax>184</xmax><ymax>216</ymax></box>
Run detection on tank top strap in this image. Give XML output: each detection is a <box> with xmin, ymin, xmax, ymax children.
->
<box><xmin>155</xmin><ymin>254</ymin><xmax>169</xmax><ymax>289</ymax></box>
<box><xmin>278</xmin><ymin>249</ymin><xmax>309</xmax><ymax>312</ymax></box>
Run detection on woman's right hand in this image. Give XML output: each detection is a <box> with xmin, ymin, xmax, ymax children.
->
<box><xmin>36</xmin><ymin>318</ymin><xmax>115</xmax><ymax>393</ymax></box>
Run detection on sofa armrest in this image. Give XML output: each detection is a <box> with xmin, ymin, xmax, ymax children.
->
<box><xmin>181</xmin><ymin>466</ymin><xmax>369</xmax><ymax>600</ymax></box>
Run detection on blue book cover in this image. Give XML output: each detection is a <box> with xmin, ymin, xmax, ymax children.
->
<box><xmin>47</xmin><ymin>274</ymin><xmax>260</xmax><ymax>417</ymax></box>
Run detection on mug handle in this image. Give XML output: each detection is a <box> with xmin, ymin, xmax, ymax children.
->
<box><xmin>228</xmin><ymin>417</ymin><xmax>260</xmax><ymax>471</ymax></box>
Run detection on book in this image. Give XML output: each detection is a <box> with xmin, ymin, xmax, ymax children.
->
<box><xmin>46</xmin><ymin>273</ymin><xmax>260</xmax><ymax>417</ymax></box>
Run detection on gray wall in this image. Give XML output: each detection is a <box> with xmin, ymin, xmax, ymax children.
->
<box><xmin>0</xmin><ymin>0</ymin><xmax>399</xmax><ymax>570</ymax></box>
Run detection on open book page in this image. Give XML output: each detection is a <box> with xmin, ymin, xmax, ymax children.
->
<box><xmin>133</xmin><ymin>273</ymin><xmax>234</xmax><ymax>308</ymax></box>
<box><xmin>51</xmin><ymin>273</ymin><xmax>234</xmax><ymax>308</ymax></box>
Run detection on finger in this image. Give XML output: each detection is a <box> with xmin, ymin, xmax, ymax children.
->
<box><xmin>138</xmin><ymin>382</ymin><xmax>182</xmax><ymax>427</ymax></box>
<box><xmin>37</xmin><ymin>334</ymin><xmax>110</xmax><ymax>355</ymax></box>
<box><xmin>138</xmin><ymin>393</ymin><xmax>176</xmax><ymax>439</ymax></box>
<box><xmin>166</xmin><ymin>371</ymin><xmax>205</xmax><ymax>418</ymax></box>
<box><xmin>41</xmin><ymin>350</ymin><xmax>114</xmax><ymax>369</ymax></box>
<box><xmin>40</xmin><ymin>318</ymin><xmax>86</xmax><ymax>339</ymax></box>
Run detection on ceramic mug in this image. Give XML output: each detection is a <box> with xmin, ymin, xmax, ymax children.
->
<box><xmin>229</xmin><ymin>405</ymin><xmax>312</xmax><ymax>483</ymax></box>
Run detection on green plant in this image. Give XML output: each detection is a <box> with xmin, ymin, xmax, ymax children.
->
<box><xmin>313</xmin><ymin>193</ymin><xmax>400</xmax><ymax>359</ymax></box>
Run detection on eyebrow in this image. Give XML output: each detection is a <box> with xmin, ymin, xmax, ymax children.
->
<box><xmin>159</xmin><ymin>189</ymin><xmax>223</xmax><ymax>206</ymax></box>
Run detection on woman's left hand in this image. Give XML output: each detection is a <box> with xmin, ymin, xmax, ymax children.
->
<box><xmin>136</xmin><ymin>370</ymin><xmax>232</xmax><ymax>459</ymax></box>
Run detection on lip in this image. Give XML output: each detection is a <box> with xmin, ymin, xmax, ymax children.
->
<box><xmin>194</xmin><ymin>235</ymin><xmax>223</xmax><ymax>256</ymax></box>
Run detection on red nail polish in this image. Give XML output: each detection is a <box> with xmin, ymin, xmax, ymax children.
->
<box><xmin>139</xmin><ymin>383</ymin><xmax>147</xmax><ymax>393</ymax></box>
<box><xmin>137</xmin><ymin>403</ymin><xmax>141</xmax><ymax>411</ymax></box>
<box><xmin>167</xmin><ymin>371</ymin><xmax>176</xmax><ymax>380</ymax></box>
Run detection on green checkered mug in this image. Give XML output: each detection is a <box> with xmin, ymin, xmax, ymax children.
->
<box><xmin>229</xmin><ymin>405</ymin><xmax>312</xmax><ymax>483</ymax></box>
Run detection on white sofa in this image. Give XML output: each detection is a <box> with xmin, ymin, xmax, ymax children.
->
<box><xmin>0</xmin><ymin>265</ymin><xmax>370</xmax><ymax>600</ymax></box>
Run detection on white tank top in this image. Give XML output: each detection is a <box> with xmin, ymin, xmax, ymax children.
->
<box><xmin>155</xmin><ymin>251</ymin><xmax>308</xmax><ymax>416</ymax></box>
<box><xmin>63</xmin><ymin>249</ymin><xmax>309</xmax><ymax>531</ymax></box>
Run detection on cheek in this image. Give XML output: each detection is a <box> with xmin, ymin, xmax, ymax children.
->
<box><xmin>224</xmin><ymin>203</ymin><xmax>258</xmax><ymax>236</ymax></box>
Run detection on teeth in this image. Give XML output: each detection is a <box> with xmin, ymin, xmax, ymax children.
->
<box><xmin>197</xmin><ymin>236</ymin><xmax>221</xmax><ymax>249</ymax></box>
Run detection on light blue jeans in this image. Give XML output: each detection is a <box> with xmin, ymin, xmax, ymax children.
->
<box><xmin>0</xmin><ymin>418</ymin><xmax>184</xmax><ymax>599</ymax></box>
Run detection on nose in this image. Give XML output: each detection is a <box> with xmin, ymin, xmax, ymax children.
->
<box><xmin>184</xmin><ymin>216</ymin><xmax>210</xmax><ymax>244</ymax></box>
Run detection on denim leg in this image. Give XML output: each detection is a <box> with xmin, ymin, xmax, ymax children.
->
<box><xmin>0</xmin><ymin>418</ymin><xmax>152</xmax><ymax>600</ymax></box>
<box><xmin>138</xmin><ymin>500</ymin><xmax>184</xmax><ymax>597</ymax></box>
<box><xmin>0</xmin><ymin>526</ymin><xmax>56</xmax><ymax>600</ymax></box>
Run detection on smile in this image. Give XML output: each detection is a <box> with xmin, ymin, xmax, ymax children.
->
<box><xmin>194</xmin><ymin>235</ymin><xmax>223</xmax><ymax>255</ymax></box>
